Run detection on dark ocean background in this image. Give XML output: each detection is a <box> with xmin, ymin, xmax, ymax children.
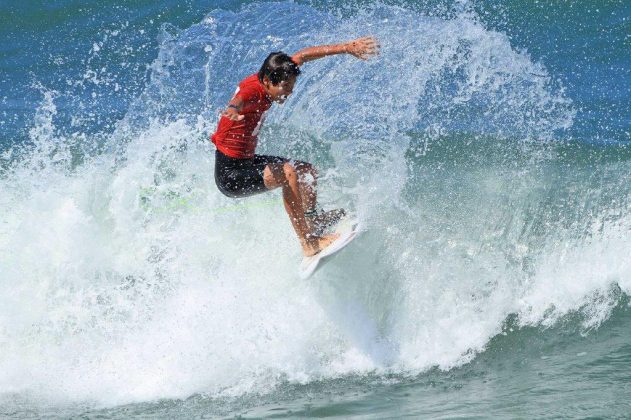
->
<box><xmin>1</xmin><ymin>0</ymin><xmax>630</xmax><ymax>418</ymax></box>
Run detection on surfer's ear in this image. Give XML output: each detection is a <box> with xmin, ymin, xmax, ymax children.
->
<box><xmin>261</xmin><ymin>75</ymin><xmax>272</xmax><ymax>89</ymax></box>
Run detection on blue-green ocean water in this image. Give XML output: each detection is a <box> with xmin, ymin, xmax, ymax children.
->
<box><xmin>1</xmin><ymin>0</ymin><xmax>630</xmax><ymax>418</ymax></box>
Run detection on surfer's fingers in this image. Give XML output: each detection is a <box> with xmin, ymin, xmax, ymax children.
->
<box><xmin>222</xmin><ymin>110</ymin><xmax>244</xmax><ymax>121</ymax></box>
<box><xmin>353</xmin><ymin>37</ymin><xmax>380</xmax><ymax>59</ymax></box>
<box><xmin>356</xmin><ymin>51</ymin><xmax>375</xmax><ymax>60</ymax></box>
<box><xmin>358</xmin><ymin>36</ymin><xmax>379</xmax><ymax>48</ymax></box>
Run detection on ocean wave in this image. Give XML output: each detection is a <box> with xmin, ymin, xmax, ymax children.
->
<box><xmin>0</xmin><ymin>1</ymin><xmax>628</xmax><ymax>408</ymax></box>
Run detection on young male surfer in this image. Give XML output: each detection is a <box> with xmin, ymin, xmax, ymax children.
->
<box><xmin>211</xmin><ymin>36</ymin><xmax>379</xmax><ymax>257</ymax></box>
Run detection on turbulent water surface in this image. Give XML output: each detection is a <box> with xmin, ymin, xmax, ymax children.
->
<box><xmin>1</xmin><ymin>0</ymin><xmax>630</xmax><ymax>418</ymax></box>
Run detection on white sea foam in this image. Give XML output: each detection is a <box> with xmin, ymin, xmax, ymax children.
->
<box><xmin>0</xmin><ymin>1</ymin><xmax>628</xmax><ymax>408</ymax></box>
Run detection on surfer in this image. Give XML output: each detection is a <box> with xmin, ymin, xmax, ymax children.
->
<box><xmin>211</xmin><ymin>36</ymin><xmax>379</xmax><ymax>257</ymax></box>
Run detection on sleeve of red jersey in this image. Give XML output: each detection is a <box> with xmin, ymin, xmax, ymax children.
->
<box><xmin>234</xmin><ymin>85</ymin><xmax>262</xmax><ymax>108</ymax></box>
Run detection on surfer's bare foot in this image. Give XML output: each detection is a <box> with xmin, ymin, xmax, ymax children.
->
<box><xmin>307</xmin><ymin>208</ymin><xmax>346</xmax><ymax>236</ymax></box>
<box><xmin>302</xmin><ymin>233</ymin><xmax>339</xmax><ymax>257</ymax></box>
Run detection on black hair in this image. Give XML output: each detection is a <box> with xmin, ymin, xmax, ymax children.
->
<box><xmin>258</xmin><ymin>52</ymin><xmax>301</xmax><ymax>85</ymax></box>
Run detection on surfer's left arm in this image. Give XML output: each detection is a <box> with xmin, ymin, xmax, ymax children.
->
<box><xmin>291</xmin><ymin>36</ymin><xmax>380</xmax><ymax>66</ymax></box>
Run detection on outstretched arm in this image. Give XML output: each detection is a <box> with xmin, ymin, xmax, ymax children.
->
<box><xmin>291</xmin><ymin>36</ymin><xmax>379</xmax><ymax>66</ymax></box>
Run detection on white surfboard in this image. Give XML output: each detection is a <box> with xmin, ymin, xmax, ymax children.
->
<box><xmin>299</xmin><ymin>218</ymin><xmax>360</xmax><ymax>279</ymax></box>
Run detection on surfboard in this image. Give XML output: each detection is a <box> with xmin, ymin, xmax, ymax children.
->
<box><xmin>299</xmin><ymin>217</ymin><xmax>360</xmax><ymax>279</ymax></box>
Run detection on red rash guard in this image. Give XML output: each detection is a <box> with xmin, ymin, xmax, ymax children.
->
<box><xmin>211</xmin><ymin>74</ymin><xmax>272</xmax><ymax>159</ymax></box>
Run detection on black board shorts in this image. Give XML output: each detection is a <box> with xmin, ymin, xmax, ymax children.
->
<box><xmin>214</xmin><ymin>149</ymin><xmax>287</xmax><ymax>198</ymax></box>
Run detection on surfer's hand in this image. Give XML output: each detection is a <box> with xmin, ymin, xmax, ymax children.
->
<box><xmin>344</xmin><ymin>36</ymin><xmax>380</xmax><ymax>60</ymax></box>
<box><xmin>223</xmin><ymin>107</ymin><xmax>244</xmax><ymax>121</ymax></box>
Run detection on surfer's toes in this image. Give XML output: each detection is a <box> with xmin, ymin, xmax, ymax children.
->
<box><xmin>318</xmin><ymin>233</ymin><xmax>339</xmax><ymax>250</ymax></box>
<box><xmin>303</xmin><ymin>233</ymin><xmax>340</xmax><ymax>257</ymax></box>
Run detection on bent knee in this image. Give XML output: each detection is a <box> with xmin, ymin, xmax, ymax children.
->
<box><xmin>282</xmin><ymin>162</ymin><xmax>298</xmax><ymax>180</ymax></box>
<box><xmin>297</xmin><ymin>162</ymin><xmax>317</xmax><ymax>184</ymax></box>
<box><xmin>291</xmin><ymin>161</ymin><xmax>317</xmax><ymax>178</ymax></box>
<box><xmin>280</xmin><ymin>161</ymin><xmax>318</xmax><ymax>187</ymax></box>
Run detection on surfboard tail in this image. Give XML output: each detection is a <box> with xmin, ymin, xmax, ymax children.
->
<box><xmin>299</xmin><ymin>217</ymin><xmax>360</xmax><ymax>279</ymax></box>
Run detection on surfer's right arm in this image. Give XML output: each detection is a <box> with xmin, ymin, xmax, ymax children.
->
<box><xmin>222</xmin><ymin>97</ymin><xmax>245</xmax><ymax>121</ymax></box>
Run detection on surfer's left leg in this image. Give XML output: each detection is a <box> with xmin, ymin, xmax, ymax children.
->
<box><xmin>264</xmin><ymin>161</ymin><xmax>338</xmax><ymax>256</ymax></box>
<box><xmin>289</xmin><ymin>160</ymin><xmax>317</xmax><ymax>213</ymax></box>
<box><xmin>214</xmin><ymin>150</ymin><xmax>339</xmax><ymax>256</ymax></box>
<box><xmin>291</xmin><ymin>161</ymin><xmax>322</xmax><ymax>228</ymax></box>
<box><xmin>292</xmin><ymin>161</ymin><xmax>346</xmax><ymax>234</ymax></box>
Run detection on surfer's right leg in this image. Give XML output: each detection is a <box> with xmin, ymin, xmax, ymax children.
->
<box><xmin>214</xmin><ymin>150</ymin><xmax>337</xmax><ymax>256</ymax></box>
<box><xmin>287</xmin><ymin>161</ymin><xmax>346</xmax><ymax>235</ymax></box>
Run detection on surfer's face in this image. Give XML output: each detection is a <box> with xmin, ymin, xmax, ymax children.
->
<box><xmin>263</xmin><ymin>75</ymin><xmax>296</xmax><ymax>104</ymax></box>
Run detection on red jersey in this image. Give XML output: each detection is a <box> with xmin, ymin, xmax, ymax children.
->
<box><xmin>211</xmin><ymin>74</ymin><xmax>272</xmax><ymax>159</ymax></box>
